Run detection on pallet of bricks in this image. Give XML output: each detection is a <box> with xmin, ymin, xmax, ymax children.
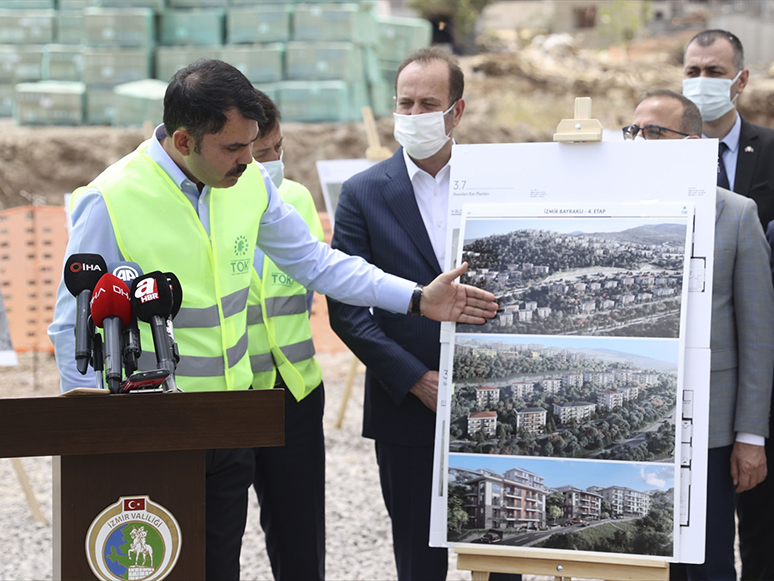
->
<box><xmin>0</xmin><ymin>0</ymin><xmax>431</xmax><ymax>126</ymax></box>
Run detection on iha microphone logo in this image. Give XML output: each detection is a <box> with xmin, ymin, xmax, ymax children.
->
<box><xmin>135</xmin><ymin>278</ymin><xmax>159</xmax><ymax>303</ymax></box>
<box><xmin>70</xmin><ymin>262</ymin><xmax>103</xmax><ymax>273</ymax></box>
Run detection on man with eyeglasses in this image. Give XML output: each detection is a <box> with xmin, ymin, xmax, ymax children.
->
<box><xmin>682</xmin><ymin>30</ymin><xmax>774</xmax><ymax>581</ymax></box>
<box><xmin>627</xmin><ymin>88</ymin><xmax>774</xmax><ymax>581</ymax></box>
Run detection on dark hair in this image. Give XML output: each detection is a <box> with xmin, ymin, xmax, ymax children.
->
<box><xmin>254</xmin><ymin>90</ymin><xmax>282</xmax><ymax>138</ymax></box>
<box><xmin>638</xmin><ymin>88</ymin><xmax>703</xmax><ymax>136</ymax></box>
<box><xmin>685</xmin><ymin>29</ymin><xmax>744</xmax><ymax>72</ymax></box>
<box><xmin>395</xmin><ymin>46</ymin><xmax>464</xmax><ymax>105</ymax></box>
<box><xmin>163</xmin><ymin>59</ymin><xmax>267</xmax><ymax>153</ymax></box>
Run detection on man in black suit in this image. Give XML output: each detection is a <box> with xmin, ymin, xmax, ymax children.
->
<box><xmin>328</xmin><ymin>48</ymin><xmax>519</xmax><ymax>581</ymax></box>
<box><xmin>683</xmin><ymin>29</ymin><xmax>774</xmax><ymax>581</ymax></box>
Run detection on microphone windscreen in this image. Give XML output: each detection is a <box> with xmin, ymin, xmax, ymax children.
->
<box><xmin>164</xmin><ymin>272</ymin><xmax>183</xmax><ymax>319</ymax></box>
<box><xmin>64</xmin><ymin>253</ymin><xmax>107</xmax><ymax>296</ymax></box>
<box><xmin>108</xmin><ymin>261</ymin><xmax>144</xmax><ymax>286</ymax></box>
<box><xmin>90</xmin><ymin>273</ymin><xmax>132</xmax><ymax>327</ymax></box>
<box><xmin>131</xmin><ymin>271</ymin><xmax>174</xmax><ymax>321</ymax></box>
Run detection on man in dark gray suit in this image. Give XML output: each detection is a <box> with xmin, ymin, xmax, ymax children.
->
<box><xmin>627</xmin><ymin>88</ymin><xmax>774</xmax><ymax>580</ymax></box>
<box><xmin>683</xmin><ymin>31</ymin><xmax>774</xmax><ymax>580</ymax></box>
<box><xmin>328</xmin><ymin>47</ymin><xmax>519</xmax><ymax>581</ymax></box>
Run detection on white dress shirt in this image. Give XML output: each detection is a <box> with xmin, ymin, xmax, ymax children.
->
<box><xmin>403</xmin><ymin>148</ymin><xmax>451</xmax><ymax>269</ymax></box>
<box><xmin>49</xmin><ymin>125</ymin><xmax>415</xmax><ymax>391</ymax></box>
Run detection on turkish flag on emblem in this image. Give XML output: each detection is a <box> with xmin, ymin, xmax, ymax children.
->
<box><xmin>124</xmin><ymin>498</ymin><xmax>146</xmax><ymax>512</ymax></box>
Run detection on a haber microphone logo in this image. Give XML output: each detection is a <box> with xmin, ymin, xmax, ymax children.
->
<box><xmin>135</xmin><ymin>278</ymin><xmax>159</xmax><ymax>303</ymax></box>
<box><xmin>70</xmin><ymin>262</ymin><xmax>103</xmax><ymax>273</ymax></box>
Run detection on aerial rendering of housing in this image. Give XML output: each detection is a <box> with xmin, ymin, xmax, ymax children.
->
<box><xmin>455</xmin><ymin>217</ymin><xmax>688</xmax><ymax>338</ymax></box>
<box><xmin>450</xmin><ymin>336</ymin><xmax>677</xmax><ymax>462</ymax></box>
<box><xmin>447</xmin><ymin>457</ymin><xmax>674</xmax><ymax>557</ymax></box>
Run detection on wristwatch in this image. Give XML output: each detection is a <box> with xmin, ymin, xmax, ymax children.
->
<box><xmin>409</xmin><ymin>284</ymin><xmax>424</xmax><ymax>317</ymax></box>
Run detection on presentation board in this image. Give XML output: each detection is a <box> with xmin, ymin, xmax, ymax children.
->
<box><xmin>314</xmin><ymin>158</ymin><xmax>376</xmax><ymax>227</ymax></box>
<box><xmin>430</xmin><ymin>139</ymin><xmax>718</xmax><ymax>565</ymax></box>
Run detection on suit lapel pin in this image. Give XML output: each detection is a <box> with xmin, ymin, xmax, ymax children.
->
<box><xmin>745</xmin><ymin>146</ymin><xmax>754</xmax><ymax>153</ymax></box>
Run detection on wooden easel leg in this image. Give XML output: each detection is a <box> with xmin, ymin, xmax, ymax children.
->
<box><xmin>471</xmin><ymin>572</ymin><xmax>490</xmax><ymax>581</ymax></box>
<box><xmin>11</xmin><ymin>457</ymin><xmax>47</xmax><ymax>525</ymax></box>
<box><xmin>334</xmin><ymin>354</ymin><xmax>361</xmax><ymax>429</ymax></box>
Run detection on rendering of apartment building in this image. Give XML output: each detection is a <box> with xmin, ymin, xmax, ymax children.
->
<box><xmin>597</xmin><ymin>389</ymin><xmax>624</xmax><ymax>409</ymax></box>
<box><xmin>458</xmin><ymin>468</ymin><xmax>547</xmax><ymax>531</ymax></box>
<box><xmin>553</xmin><ymin>401</ymin><xmax>596</xmax><ymax>423</ymax></box>
<box><xmin>515</xmin><ymin>407</ymin><xmax>547</xmax><ymax>434</ymax></box>
<box><xmin>475</xmin><ymin>386</ymin><xmax>500</xmax><ymax>407</ymax></box>
<box><xmin>561</xmin><ymin>373</ymin><xmax>583</xmax><ymax>388</ymax></box>
<box><xmin>512</xmin><ymin>381</ymin><xmax>534</xmax><ymax>398</ymax></box>
<box><xmin>468</xmin><ymin>411</ymin><xmax>497</xmax><ymax>437</ymax></box>
<box><xmin>595</xmin><ymin>485</ymin><xmax>651</xmax><ymax>517</ymax></box>
<box><xmin>540</xmin><ymin>377</ymin><xmax>562</xmax><ymax>395</ymax></box>
<box><xmin>556</xmin><ymin>485</ymin><xmax>602</xmax><ymax>520</ymax></box>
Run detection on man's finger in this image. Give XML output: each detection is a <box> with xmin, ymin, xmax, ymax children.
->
<box><xmin>457</xmin><ymin>314</ymin><xmax>488</xmax><ymax>325</ymax></box>
<box><xmin>438</xmin><ymin>262</ymin><xmax>469</xmax><ymax>284</ymax></box>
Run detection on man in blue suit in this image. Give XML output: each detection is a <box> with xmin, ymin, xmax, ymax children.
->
<box><xmin>328</xmin><ymin>47</ymin><xmax>462</xmax><ymax>580</ymax></box>
<box><xmin>628</xmin><ymin>89</ymin><xmax>774</xmax><ymax>580</ymax></box>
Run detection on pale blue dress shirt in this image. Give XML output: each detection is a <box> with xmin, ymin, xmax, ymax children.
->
<box><xmin>49</xmin><ymin>125</ymin><xmax>414</xmax><ymax>391</ymax></box>
<box><xmin>705</xmin><ymin>111</ymin><xmax>741</xmax><ymax>191</ymax></box>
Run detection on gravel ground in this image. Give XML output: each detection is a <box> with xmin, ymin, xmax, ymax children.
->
<box><xmin>0</xmin><ymin>352</ymin><xmax>741</xmax><ymax>580</ymax></box>
<box><xmin>0</xmin><ymin>352</ymin><xmax>479</xmax><ymax>581</ymax></box>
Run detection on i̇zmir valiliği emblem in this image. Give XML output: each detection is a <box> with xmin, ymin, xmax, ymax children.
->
<box><xmin>85</xmin><ymin>495</ymin><xmax>182</xmax><ymax>581</ymax></box>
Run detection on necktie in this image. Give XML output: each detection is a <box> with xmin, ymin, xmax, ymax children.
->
<box><xmin>717</xmin><ymin>142</ymin><xmax>730</xmax><ymax>190</ymax></box>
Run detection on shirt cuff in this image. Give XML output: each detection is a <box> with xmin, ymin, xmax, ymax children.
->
<box><xmin>736</xmin><ymin>432</ymin><xmax>765</xmax><ymax>446</ymax></box>
<box><xmin>378</xmin><ymin>274</ymin><xmax>418</xmax><ymax>314</ymax></box>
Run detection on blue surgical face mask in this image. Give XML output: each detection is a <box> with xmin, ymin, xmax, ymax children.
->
<box><xmin>682</xmin><ymin>70</ymin><xmax>742</xmax><ymax>122</ymax></box>
<box><xmin>261</xmin><ymin>151</ymin><xmax>284</xmax><ymax>189</ymax></box>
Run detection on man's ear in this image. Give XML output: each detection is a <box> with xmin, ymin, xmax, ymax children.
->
<box><xmin>172</xmin><ymin>129</ymin><xmax>194</xmax><ymax>156</ymax></box>
<box><xmin>736</xmin><ymin>68</ymin><xmax>750</xmax><ymax>96</ymax></box>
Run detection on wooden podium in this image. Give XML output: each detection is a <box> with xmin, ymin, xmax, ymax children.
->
<box><xmin>0</xmin><ymin>389</ymin><xmax>284</xmax><ymax>580</ymax></box>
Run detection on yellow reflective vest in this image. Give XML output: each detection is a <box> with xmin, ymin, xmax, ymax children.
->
<box><xmin>74</xmin><ymin>140</ymin><xmax>268</xmax><ymax>392</ymax></box>
<box><xmin>247</xmin><ymin>178</ymin><xmax>323</xmax><ymax>401</ymax></box>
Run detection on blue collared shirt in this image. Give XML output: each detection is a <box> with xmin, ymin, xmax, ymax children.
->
<box><xmin>49</xmin><ymin>125</ymin><xmax>414</xmax><ymax>391</ymax></box>
<box><xmin>705</xmin><ymin>111</ymin><xmax>741</xmax><ymax>191</ymax></box>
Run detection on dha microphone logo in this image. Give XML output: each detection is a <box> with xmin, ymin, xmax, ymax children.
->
<box><xmin>70</xmin><ymin>262</ymin><xmax>103</xmax><ymax>273</ymax></box>
<box><xmin>135</xmin><ymin>278</ymin><xmax>159</xmax><ymax>303</ymax></box>
<box><xmin>112</xmin><ymin>265</ymin><xmax>140</xmax><ymax>282</ymax></box>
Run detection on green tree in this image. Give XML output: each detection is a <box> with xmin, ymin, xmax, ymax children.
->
<box><xmin>447</xmin><ymin>484</ymin><xmax>470</xmax><ymax>535</ymax></box>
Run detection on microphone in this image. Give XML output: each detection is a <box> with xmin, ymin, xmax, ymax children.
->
<box><xmin>90</xmin><ymin>273</ymin><xmax>132</xmax><ymax>394</ymax></box>
<box><xmin>63</xmin><ymin>253</ymin><xmax>107</xmax><ymax>375</ymax></box>
<box><xmin>163</xmin><ymin>272</ymin><xmax>182</xmax><ymax>365</ymax></box>
<box><xmin>91</xmin><ymin>325</ymin><xmax>104</xmax><ymax>390</ymax></box>
<box><xmin>131</xmin><ymin>271</ymin><xmax>179</xmax><ymax>392</ymax></box>
<box><xmin>108</xmin><ymin>261</ymin><xmax>144</xmax><ymax>375</ymax></box>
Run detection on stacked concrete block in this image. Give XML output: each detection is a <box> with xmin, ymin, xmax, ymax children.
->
<box><xmin>0</xmin><ymin>0</ymin><xmax>432</xmax><ymax>125</ymax></box>
<box><xmin>160</xmin><ymin>9</ymin><xmax>226</xmax><ymax>47</ymax></box>
<box><xmin>225</xmin><ymin>5</ymin><xmax>291</xmax><ymax>45</ymax></box>
<box><xmin>82</xmin><ymin>8</ymin><xmax>154</xmax><ymax>124</ymax></box>
<box><xmin>113</xmin><ymin>78</ymin><xmax>167</xmax><ymax>127</ymax></box>
<box><xmin>14</xmin><ymin>80</ymin><xmax>85</xmax><ymax>125</ymax></box>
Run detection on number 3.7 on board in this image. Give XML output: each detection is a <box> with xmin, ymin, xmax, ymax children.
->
<box><xmin>453</xmin><ymin>180</ymin><xmax>466</xmax><ymax>190</ymax></box>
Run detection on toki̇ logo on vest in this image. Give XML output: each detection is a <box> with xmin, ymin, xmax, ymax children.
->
<box><xmin>85</xmin><ymin>495</ymin><xmax>182</xmax><ymax>581</ymax></box>
<box><xmin>271</xmin><ymin>272</ymin><xmax>295</xmax><ymax>287</ymax></box>
<box><xmin>231</xmin><ymin>235</ymin><xmax>250</xmax><ymax>275</ymax></box>
<box><xmin>134</xmin><ymin>278</ymin><xmax>159</xmax><ymax>303</ymax></box>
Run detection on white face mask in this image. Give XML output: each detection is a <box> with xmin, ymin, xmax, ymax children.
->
<box><xmin>261</xmin><ymin>151</ymin><xmax>284</xmax><ymax>189</ymax></box>
<box><xmin>682</xmin><ymin>70</ymin><xmax>742</xmax><ymax>122</ymax></box>
<box><xmin>393</xmin><ymin>102</ymin><xmax>456</xmax><ymax>160</ymax></box>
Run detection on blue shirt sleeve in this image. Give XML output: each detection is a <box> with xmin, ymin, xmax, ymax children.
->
<box><xmin>255</xmin><ymin>165</ymin><xmax>414</xmax><ymax>314</ymax></box>
<box><xmin>48</xmin><ymin>189</ymin><xmax>123</xmax><ymax>392</ymax></box>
